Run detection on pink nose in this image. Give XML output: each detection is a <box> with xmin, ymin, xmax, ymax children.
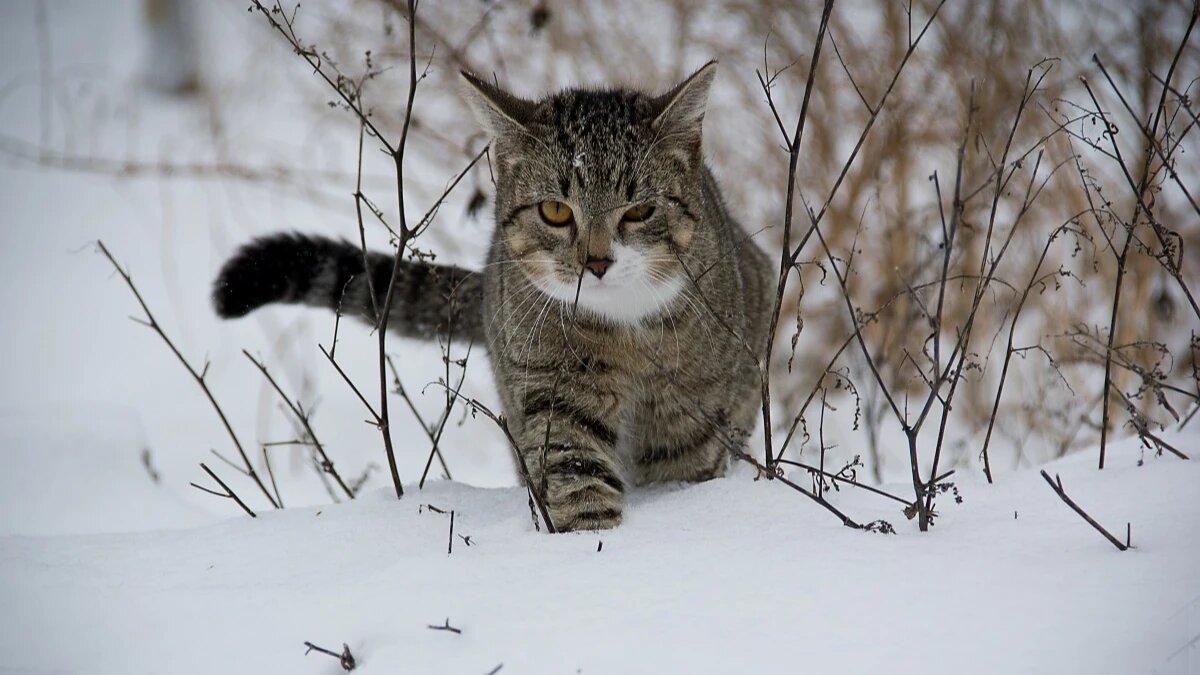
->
<box><xmin>584</xmin><ymin>257</ymin><xmax>612</xmax><ymax>279</ymax></box>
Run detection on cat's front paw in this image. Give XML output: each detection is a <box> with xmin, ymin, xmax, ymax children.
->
<box><xmin>546</xmin><ymin>476</ymin><xmax>624</xmax><ymax>532</ymax></box>
<box><xmin>538</xmin><ymin>448</ymin><xmax>625</xmax><ymax>532</ymax></box>
<box><xmin>552</xmin><ymin>505</ymin><xmax>623</xmax><ymax>532</ymax></box>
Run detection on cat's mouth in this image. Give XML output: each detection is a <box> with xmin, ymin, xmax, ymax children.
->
<box><xmin>531</xmin><ymin>260</ymin><xmax>685</xmax><ymax>325</ymax></box>
<box><xmin>536</xmin><ymin>273</ymin><xmax>685</xmax><ymax>324</ymax></box>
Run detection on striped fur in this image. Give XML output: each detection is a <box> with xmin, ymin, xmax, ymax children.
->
<box><xmin>213</xmin><ymin>62</ymin><xmax>774</xmax><ymax>531</ymax></box>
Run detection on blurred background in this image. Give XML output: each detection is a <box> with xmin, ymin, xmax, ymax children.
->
<box><xmin>0</xmin><ymin>0</ymin><xmax>1195</xmax><ymax>527</ymax></box>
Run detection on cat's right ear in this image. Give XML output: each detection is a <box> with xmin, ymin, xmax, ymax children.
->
<box><xmin>459</xmin><ymin>70</ymin><xmax>534</xmax><ymax>138</ymax></box>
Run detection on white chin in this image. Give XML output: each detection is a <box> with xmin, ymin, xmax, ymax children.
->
<box><xmin>537</xmin><ymin>274</ymin><xmax>685</xmax><ymax>325</ymax></box>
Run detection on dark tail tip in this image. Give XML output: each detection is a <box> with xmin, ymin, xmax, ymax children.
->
<box><xmin>213</xmin><ymin>237</ymin><xmax>285</xmax><ymax>318</ymax></box>
<box><xmin>212</xmin><ymin>233</ymin><xmax>343</xmax><ymax>319</ymax></box>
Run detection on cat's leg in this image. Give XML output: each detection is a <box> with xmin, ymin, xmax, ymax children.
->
<box><xmin>630</xmin><ymin>379</ymin><xmax>748</xmax><ymax>485</ymax></box>
<box><xmin>500</xmin><ymin>362</ymin><xmax>627</xmax><ymax>532</ymax></box>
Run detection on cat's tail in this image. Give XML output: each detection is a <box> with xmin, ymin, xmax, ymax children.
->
<box><xmin>212</xmin><ymin>232</ymin><xmax>483</xmax><ymax>343</ymax></box>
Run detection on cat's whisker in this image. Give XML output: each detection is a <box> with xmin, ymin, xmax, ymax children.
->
<box><xmin>635</xmin><ymin>277</ymin><xmax>676</xmax><ymax>359</ymax></box>
<box><xmin>479</xmin><ymin>258</ymin><xmax>558</xmax><ymax>270</ymax></box>
<box><xmin>499</xmin><ymin>286</ymin><xmax>551</xmax><ymax>351</ymax></box>
<box><xmin>518</xmin><ymin>294</ymin><xmax>560</xmax><ymax>398</ymax></box>
<box><xmin>647</xmin><ymin>267</ymin><xmax>718</xmax><ymax>352</ymax></box>
<box><xmin>489</xmin><ymin>282</ymin><xmax>539</xmax><ymax>332</ymax></box>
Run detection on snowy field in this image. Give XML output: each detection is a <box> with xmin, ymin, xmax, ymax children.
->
<box><xmin>1</xmin><ymin>1</ymin><xmax>1197</xmax><ymax>674</ymax></box>
<box><xmin>2</xmin><ymin>409</ymin><xmax>1198</xmax><ymax>674</ymax></box>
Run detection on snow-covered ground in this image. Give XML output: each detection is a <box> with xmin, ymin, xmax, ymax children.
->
<box><xmin>2</xmin><ymin>408</ymin><xmax>1197</xmax><ymax>674</ymax></box>
<box><xmin>1</xmin><ymin>1</ymin><xmax>1197</xmax><ymax>674</ymax></box>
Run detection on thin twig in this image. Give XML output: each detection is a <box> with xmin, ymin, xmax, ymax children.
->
<box><xmin>191</xmin><ymin>463</ymin><xmax>258</xmax><ymax>518</ymax></box>
<box><xmin>244</xmin><ymin>350</ymin><xmax>356</xmax><ymax>500</ymax></box>
<box><xmin>759</xmin><ymin>0</ymin><xmax>837</xmax><ymax>470</ymax></box>
<box><xmin>418</xmin><ymin>342</ymin><xmax>473</xmax><ymax>489</ymax></box>
<box><xmin>773</xmin><ymin>458</ymin><xmax>912</xmax><ymax>507</ymax></box>
<box><xmin>385</xmin><ymin>355</ymin><xmax>454</xmax><ymax>485</ymax></box>
<box><xmin>250</xmin><ymin>0</ymin><xmax>426</xmax><ymax>499</ymax></box>
<box><xmin>730</xmin><ymin>447</ymin><xmax>865</xmax><ymax>530</ymax></box>
<box><xmin>1039</xmin><ymin>470</ymin><xmax>1130</xmax><ymax>551</ymax></box>
<box><xmin>428</xmin><ymin>618</ymin><xmax>462</xmax><ymax>634</ymax></box>
<box><xmin>97</xmin><ymin>240</ymin><xmax>278</xmax><ymax>509</ymax></box>
<box><xmin>303</xmin><ymin>641</ymin><xmax>356</xmax><ymax>671</ymax></box>
<box><xmin>432</xmin><ymin>384</ymin><xmax>556</xmax><ymax>533</ymax></box>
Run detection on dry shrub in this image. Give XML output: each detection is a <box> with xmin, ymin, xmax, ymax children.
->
<box><xmin>31</xmin><ymin>0</ymin><xmax>1191</xmax><ymax>490</ymax></box>
<box><xmin>268</xmin><ymin>0</ymin><xmax>1198</xmax><ymax>482</ymax></box>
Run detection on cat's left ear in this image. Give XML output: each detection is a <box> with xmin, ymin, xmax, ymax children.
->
<box><xmin>649</xmin><ymin>60</ymin><xmax>718</xmax><ymax>145</ymax></box>
<box><xmin>459</xmin><ymin>70</ymin><xmax>535</xmax><ymax>138</ymax></box>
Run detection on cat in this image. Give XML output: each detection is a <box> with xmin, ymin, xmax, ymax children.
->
<box><xmin>212</xmin><ymin>61</ymin><xmax>775</xmax><ymax>531</ymax></box>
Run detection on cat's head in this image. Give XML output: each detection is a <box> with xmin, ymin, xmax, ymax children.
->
<box><xmin>461</xmin><ymin>62</ymin><xmax>718</xmax><ymax>324</ymax></box>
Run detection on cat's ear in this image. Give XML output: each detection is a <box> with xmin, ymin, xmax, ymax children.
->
<box><xmin>459</xmin><ymin>70</ymin><xmax>534</xmax><ymax>137</ymax></box>
<box><xmin>649</xmin><ymin>60</ymin><xmax>718</xmax><ymax>142</ymax></box>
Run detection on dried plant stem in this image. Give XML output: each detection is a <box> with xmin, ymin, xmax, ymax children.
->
<box><xmin>418</xmin><ymin>342</ymin><xmax>473</xmax><ymax>488</ymax></box>
<box><xmin>1097</xmin><ymin>227</ymin><xmax>1133</xmax><ymax>472</ymax></box>
<box><xmin>365</xmin><ymin>0</ymin><xmax>422</xmax><ymax>499</ymax></box>
<box><xmin>385</xmin><ymin>355</ymin><xmax>453</xmax><ymax>485</ymax></box>
<box><xmin>730</xmin><ymin>447</ymin><xmax>865</xmax><ymax>530</ymax></box>
<box><xmin>433</xmin><ymin>385</ymin><xmax>556</xmax><ymax>533</ymax></box>
<box><xmin>97</xmin><ymin>240</ymin><xmax>279</xmax><ymax>510</ymax></box>
<box><xmin>1039</xmin><ymin>470</ymin><xmax>1130</xmax><ymax>551</ymax></box>
<box><xmin>786</xmin><ymin>0</ymin><xmax>948</xmax><ymax>264</ymax></box>
<box><xmin>1092</xmin><ymin>25</ymin><xmax>1200</xmax><ymax>323</ymax></box>
<box><xmin>261</xmin><ymin>444</ymin><xmax>284</xmax><ymax>507</ymax></box>
<box><xmin>979</xmin><ymin>223</ymin><xmax>1077</xmax><ymax>482</ymax></box>
<box><xmin>191</xmin><ymin>463</ymin><xmax>258</xmax><ymax>518</ymax></box>
<box><xmin>251</xmin><ymin>0</ymin><xmax>451</xmax><ymax>499</ymax></box>
<box><xmin>778</xmin><ymin>333</ymin><xmax>854</xmax><ymax>456</ymax></box>
<box><xmin>243</xmin><ymin>350</ymin><xmax>356</xmax><ymax>500</ymax></box>
<box><xmin>758</xmin><ymin>1</ymin><xmax>946</xmax><ymax>493</ymax></box>
<box><xmin>249</xmin><ymin>1</ymin><xmax>394</xmax><ymax>153</ymax></box>
<box><xmin>773</xmin><ymin>458</ymin><xmax>911</xmax><ymax>507</ymax></box>
<box><xmin>759</xmin><ymin>0</ymin><xmax>836</xmax><ymax>470</ymax></box>
<box><xmin>1083</xmin><ymin>11</ymin><xmax>1196</xmax><ymax>469</ymax></box>
<box><xmin>302</xmin><ymin>641</ymin><xmax>356</xmax><ymax>671</ymax></box>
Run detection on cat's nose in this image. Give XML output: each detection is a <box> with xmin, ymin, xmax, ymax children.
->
<box><xmin>584</xmin><ymin>256</ymin><xmax>613</xmax><ymax>279</ymax></box>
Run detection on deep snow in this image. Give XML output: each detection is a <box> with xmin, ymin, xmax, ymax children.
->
<box><xmin>1</xmin><ymin>409</ymin><xmax>1197</xmax><ymax>674</ymax></box>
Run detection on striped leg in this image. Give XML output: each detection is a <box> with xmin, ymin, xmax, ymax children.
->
<box><xmin>631</xmin><ymin>391</ymin><xmax>734</xmax><ymax>486</ymax></box>
<box><xmin>512</xmin><ymin>383</ymin><xmax>625</xmax><ymax>532</ymax></box>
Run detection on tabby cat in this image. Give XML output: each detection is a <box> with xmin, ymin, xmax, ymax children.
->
<box><xmin>213</xmin><ymin>61</ymin><xmax>774</xmax><ymax>531</ymax></box>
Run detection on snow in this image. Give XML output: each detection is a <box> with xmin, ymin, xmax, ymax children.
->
<box><xmin>1</xmin><ymin>1</ymin><xmax>1197</xmax><ymax>673</ymax></box>
<box><xmin>0</xmin><ymin>404</ymin><xmax>213</xmax><ymax>537</ymax></box>
<box><xmin>1</xmin><ymin>421</ymin><xmax>1197</xmax><ymax>674</ymax></box>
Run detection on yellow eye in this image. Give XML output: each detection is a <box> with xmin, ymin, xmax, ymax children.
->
<box><xmin>622</xmin><ymin>204</ymin><xmax>656</xmax><ymax>223</ymax></box>
<box><xmin>538</xmin><ymin>201</ymin><xmax>574</xmax><ymax>226</ymax></box>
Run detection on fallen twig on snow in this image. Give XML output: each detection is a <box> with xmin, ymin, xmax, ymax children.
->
<box><xmin>303</xmin><ymin>641</ymin><xmax>356</xmax><ymax>671</ymax></box>
<box><xmin>1039</xmin><ymin>470</ymin><xmax>1131</xmax><ymax>551</ymax></box>
<box><xmin>427</xmin><ymin>618</ymin><xmax>463</xmax><ymax>635</ymax></box>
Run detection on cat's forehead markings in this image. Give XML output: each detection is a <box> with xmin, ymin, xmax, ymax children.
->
<box><xmin>537</xmin><ymin>89</ymin><xmax>658</xmax><ymax>204</ymax></box>
<box><xmin>549</xmin><ymin>97</ymin><xmax>576</xmax><ymax>159</ymax></box>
